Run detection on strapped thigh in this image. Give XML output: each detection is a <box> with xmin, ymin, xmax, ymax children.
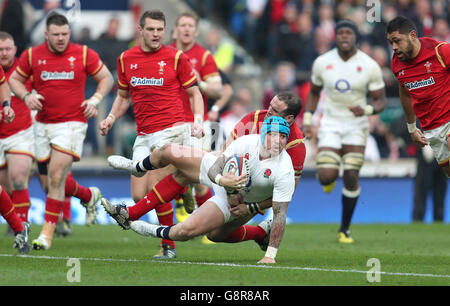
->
<box><xmin>316</xmin><ymin>150</ymin><xmax>341</xmax><ymax>169</ymax></box>
<box><xmin>342</xmin><ymin>152</ymin><xmax>364</xmax><ymax>171</ymax></box>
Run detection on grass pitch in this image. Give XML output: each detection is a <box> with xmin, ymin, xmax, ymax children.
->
<box><xmin>1</xmin><ymin>223</ymin><xmax>449</xmax><ymax>286</ymax></box>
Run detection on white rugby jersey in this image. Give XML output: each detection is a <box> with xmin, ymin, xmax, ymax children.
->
<box><xmin>223</xmin><ymin>134</ymin><xmax>295</xmax><ymax>203</ymax></box>
<box><xmin>311</xmin><ymin>48</ymin><xmax>385</xmax><ymax>120</ymax></box>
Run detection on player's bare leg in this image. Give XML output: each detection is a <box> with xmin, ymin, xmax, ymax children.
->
<box><xmin>337</xmin><ymin>145</ymin><xmax>365</xmax><ymax>243</ymax></box>
<box><xmin>33</xmin><ymin>150</ymin><xmax>72</xmax><ymax>249</ymax></box>
<box><xmin>131</xmin><ymin>200</ymin><xmax>225</xmax><ymax>241</ymax></box>
<box><xmin>149</xmin><ymin>144</ymin><xmax>205</xmax><ymax>183</ymax></box>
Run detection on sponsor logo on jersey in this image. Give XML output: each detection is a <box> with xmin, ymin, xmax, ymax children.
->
<box><xmin>41</xmin><ymin>71</ymin><xmax>74</xmax><ymax>81</ymax></box>
<box><xmin>130</xmin><ymin>76</ymin><xmax>164</xmax><ymax>87</ymax></box>
<box><xmin>404</xmin><ymin>76</ymin><xmax>435</xmax><ymax>90</ymax></box>
<box><xmin>335</xmin><ymin>79</ymin><xmax>351</xmax><ymax>93</ymax></box>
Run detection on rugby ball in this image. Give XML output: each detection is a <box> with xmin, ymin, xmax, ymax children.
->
<box><xmin>222</xmin><ymin>155</ymin><xmax>249</xmax><ymax>193</ymax></box>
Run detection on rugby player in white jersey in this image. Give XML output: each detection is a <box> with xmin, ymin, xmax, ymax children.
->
<box><xmin>303</xmin><ymin>20</ymin><xmax>386</xmax><ymax>243</ymax></box>
<box><xmin>104</xmin><ymin>116</ymin><xmax>295</xmax><ymax>263</ymax></box>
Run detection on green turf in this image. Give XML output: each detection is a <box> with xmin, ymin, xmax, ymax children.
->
<box><xmin>1</xmin><ymin>223</ymin><xmax>449</xmax><ymax>286</ymax></box>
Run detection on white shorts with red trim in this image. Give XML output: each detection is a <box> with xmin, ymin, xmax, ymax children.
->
<box><xmin>34</xmin><ymin>121</ymin><xmax>87</xmax><ymax>162</ymax></box>
<box><xmin>132</xmin><ymin>123</ymin><xmax>191</xmax><ymax>163</ymax></box>
<box><xmin>424</xmin><ymin>121</ymin><xmax>450</xmax><ymax>167</ymax></box>
<box><xmin>0</xmin><ymin>126</ymin><xmax>35</xmax><ymax>167</ymax></box>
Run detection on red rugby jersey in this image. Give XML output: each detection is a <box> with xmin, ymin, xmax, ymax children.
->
<box><xmin>170</xmin><ymin>42</ymin><xmax>219</xmax><ymax>122</ymax></box>
<box><xmin>117</xmin><ymin>45</ymin><xmax>197</xmax><ymax>134</ymax></box>
<box><xmin>391</xmin><ymin>37</ymin><xmax>450</xmax><ymax>131</ymax></box>
<box><xmin>16</xmin><ymin>42</ymin><xmax>103</xmax><ymax>124</ymax></box>
<box><xmin>0</xmin><ymin>58</ymin><xmax>33</xmax><ymax>138</ymax></box>
<box><xmin>232</xmin><ymin>109</ymin><xmax>306</xmax><ymax>179</ymax></box>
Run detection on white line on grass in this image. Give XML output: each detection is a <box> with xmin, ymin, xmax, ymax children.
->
<box><xmin>1</xmin><ymin>253</ymin><xmax>450</xmax><ymax>279</ymax></box>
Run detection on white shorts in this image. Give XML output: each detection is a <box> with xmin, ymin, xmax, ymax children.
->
<box><xmin>186</xmin><ymin>120</ymin><xmax>213</xmax><ymax>152</ymax></box>
<box><xmin>199</xmin><ymin>152</ymin><xmax>235</xmax><ymax>223</ymax></box>
<box><xmin>423</xmin><ymin>121</ymin><xmax>450</xmax><ymax>166</ymax></box>
<box><xmin>34</xmin><ymin>121</ymin><xmax>87</xmax><ymax>162</ymax></box>
<box><xmin>132</xmin><ymin>123</ymin><xmax>191</xmax><ymax>162</ymax></box>
<box><xmin>318</xmin><ymin>117</ymin><xmax>369</xmax><ymax>149</ymax></box>
<box><xmin>0</xmin><ymin>126</ymin><xmax>35</xmax><ymax>167</ymax></box>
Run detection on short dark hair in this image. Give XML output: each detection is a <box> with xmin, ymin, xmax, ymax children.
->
<box><xmin>46</xmin><ymin>12</ymin><xmax>69</xmax><ymax>28</ymax></box>
<box><xmin>386</xmin><ymin>16</ymin><xmax>417</xmax><ymax>35</ymax></box>
<box><xmin>140</xmin><ymin>10</ymin><xmax>166</xmax><ymax>28</ymax></box>
<box><xmin>277</xmin><ymin>91</ymin><xmax>302</xmax><ymax>118</ymax></box>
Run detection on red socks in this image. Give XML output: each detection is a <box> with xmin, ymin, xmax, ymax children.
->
<box><xmin>0</xmin><ymin>188</ymin><xmax>24</xmax><ymax>234</ymax></box>
<box><xmin>155</xmin><ymin>202</ymin><xmax>175</xmax><ymax>249</ymax></box>
<box><xmin>65</xmin><ymin>172</ymin><xmax>92</xmax><ymax>203</ymax></box>
<box><xmin>223</xmin><ymin>225</ymin><xmax>267</xmax><ymax>243</ymax></box>
<box><xmin>128</xmin><ymin>174</ymin><xmax>185</xmax><ymax>220</ymax></box>
<box><xmin>62</xmin><ymin>196</ymin><xmax>71</xmax><ymax>220</ymax></box>
<box><xmin>195</xmin><ymin>188</ymin><xmax>213</xmax><ymax>208</ymax></box>
<box><xmin>44</xmin><ymin>197</ymin><xmax>64</xmax><ymax>224</ymax></box>
<box><xmin>11</xmin><ymin>189</ymin><xmax>31</xmax><ymax>222</ymax></box>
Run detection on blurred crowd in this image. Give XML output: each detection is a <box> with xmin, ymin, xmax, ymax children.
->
<box><xmin>186</xmin><ymin>0</ymin><xmax>450</xmax><ymax>163</ymax></box>
<box><xmin>1</xmin><ymin>0</ymin><xmax>449</xmax><ymax>164</ymax></box>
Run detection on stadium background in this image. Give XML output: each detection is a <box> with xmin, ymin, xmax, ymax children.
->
<box><xmin>0</xmin><ymin>0</ymin><xmax>449</xmax><ymax>226</ymax></box>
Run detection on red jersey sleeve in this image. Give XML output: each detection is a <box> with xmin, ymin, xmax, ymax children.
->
<box><xmin>116</xmin><ymin>51</ymin><xmax>129</xmax><ymax>90</ymax></box>
<box><xmin>287</xmin><ymin>140</ymin><xmax>306</xmax><ymax>179</ymax></box>
<box><xmin>200</xmin><ymin>51</ymin><xmax>220</xmax><ymax>80</ymax></box>
<box><xmin>0</xmin><ymin>66</ymin><xmax>5</xmax><ymax>84</ymax></box>
<box><xmin>176</xmin><ymin>51</ymin><xmax>197</xmax><ymax>88</ymax></box>
<box><xmin>16</xmin><ymin>48</ymin><xmax>32</xmax><ymax>79</ymax></box>
<box><xmin>84</xmin><ymin>46</ymin><xmax>104</xmax><ymax>76</ymax></box>
<box><xmin>232</xmin><ymin>110</ymin><xmax>263</xmax><ymax>139</ymax></box>
<box><xmin>436</xmin><ymin>43</ymin><xmax>450</xmax><ymax>68</ymax></box>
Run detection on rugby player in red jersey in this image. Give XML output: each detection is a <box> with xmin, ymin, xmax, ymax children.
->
<box><xmin>225</xmin><ymin>91</ymin><xmax>305</xmax><ymax>187</ymax></box>
<box><xmin>0</xmin><ymin>32</ymin><xmax>34</xmax><ymax>226</ymax></box>
<box><xmin>387</xmin><ymin>16</ymin><xmax>450</xmax><ymax>176</ymax></box>
<box><xmin>0</xmin><ymin>62</ymin><xmax>28</xmax><ymax>253</ymax></box>
<box><xmin>170</xmin><ymin>12</ymin><xmax>223</xmax><ymax>244</ymax></box>
<box><xmin>9</xmin><ymin>13</ymin><xmax>113</xmax><ymax>250</ymax></box>
<box><xmin>101</xmin><ymin>10</ymin><xmax>204</xmax><ymax>259</ymax></box>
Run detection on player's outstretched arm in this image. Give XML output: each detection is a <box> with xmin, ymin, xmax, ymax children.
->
<box><xmin>258</xmin><ymin>200</ymin><xmax>289</xmax><ymax>264</ymax></box>
<box><xmin>99</xmin><ymin>88</ymin><xmax>131</xmax><ymax>136</ymax></box>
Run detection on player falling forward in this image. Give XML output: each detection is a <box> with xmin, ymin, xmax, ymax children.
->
<box><xmin>387</xmin><ymin>16</ymin><xmax>450</xmax><ymax>176</ymax></box>
<box><xmin>303</xmin><ymin>19</ymin><xmax>386</xmax><ymax>243</ymax></box>
<box><xmin>104</xmin><ymin>116</ymin><xmax>295</xmax><ymax>263</ymax></box>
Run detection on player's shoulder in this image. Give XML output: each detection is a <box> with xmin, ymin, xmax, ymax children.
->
<box><xmin>419</xmin><ymin>37</ymin><xmax>442</xmax><ymax>51</ymax></box>
<box><xmin>312</xmin><ymin>48</ymin><xmax>337</xmax><ymax>70</ymax></box>
<box><xmin>276</xmin><ymin>150</ymin><xmax>295</xmax><ymax>174</ymax></box>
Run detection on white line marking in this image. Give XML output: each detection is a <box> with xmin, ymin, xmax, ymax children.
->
<box><xmin>1</xmin><ymin>253</ymin><xmax>450</xmax><ymax>279</ymax></box>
